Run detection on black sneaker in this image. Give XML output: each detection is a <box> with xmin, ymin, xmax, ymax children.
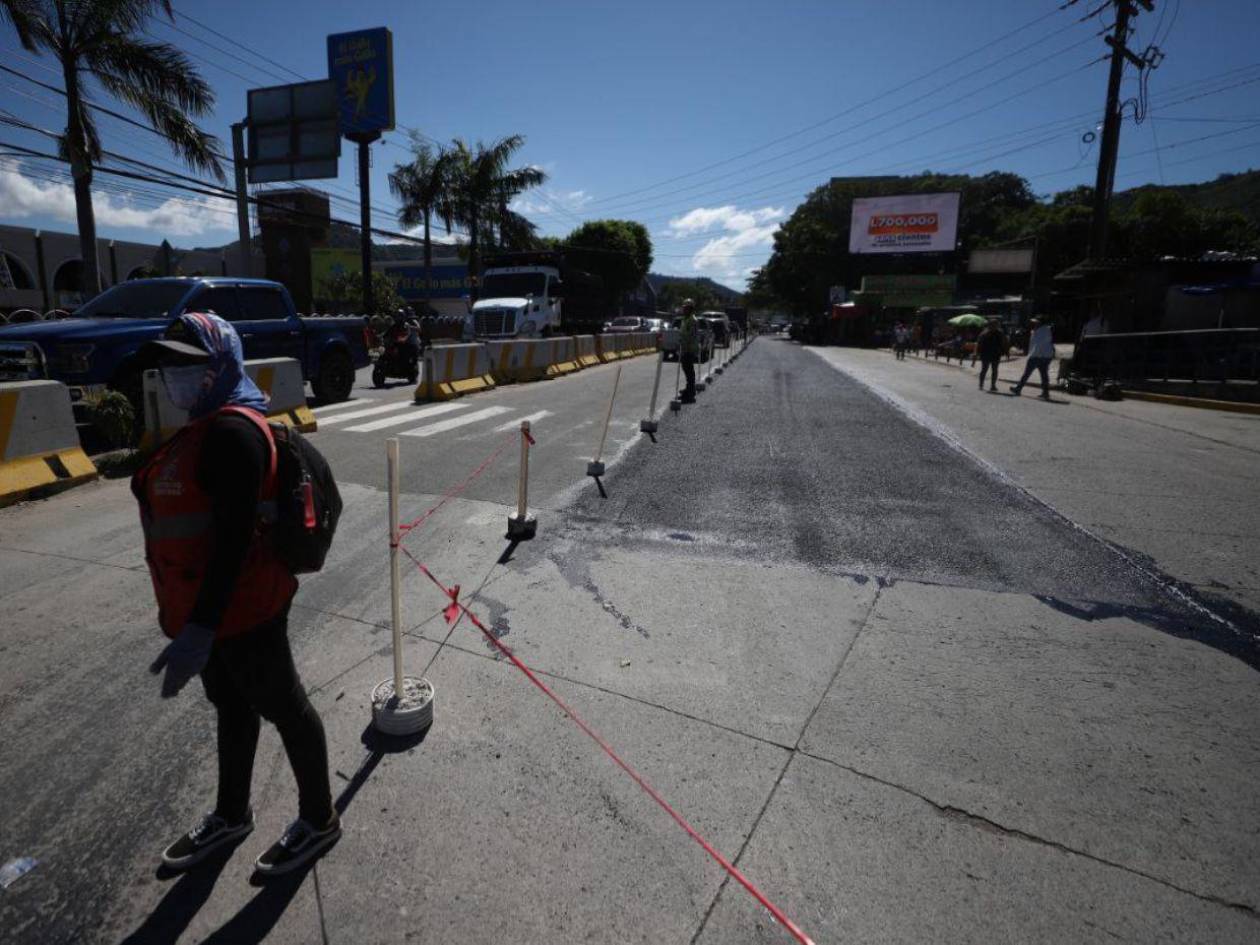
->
<box><xmin>254</xmin><ymin>815</ymin><xmax>341</xmax><ymax>876</ymax></box>
<box><xmin>162</xmin><ymin>810</ymin><xmax>254</xmax><ymax>870</ymax></box>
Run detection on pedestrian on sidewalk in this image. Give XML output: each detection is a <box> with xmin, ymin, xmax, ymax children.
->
<box><xmin>893</xmin><ymin>322</ymin><xmax>909</xmax><ymax>360</ymax></box>
<box><xmin>679</xmin><ymin>299</ymin><xmax>699</xmax><ymax>403</ymax></box>
<box><xmin>974</xmin><ymin>319</ymin><xmax>1006</xmax><ymax>392</ymax></box>
<box><xmin>133</xmin><ymin>312</ymin><xmax>340</xmax><ymax>878</ymax></box>
<box><xmin>1012</xmin><ymin>316</ymin><xmax>1054</xmax><ymax>400</ymax></box>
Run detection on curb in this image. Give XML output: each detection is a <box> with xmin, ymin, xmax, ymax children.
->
<box><xmin>1121</xmin><ymin>389</ymin><xmax>1260</xmax><ymax>415</ymax></box>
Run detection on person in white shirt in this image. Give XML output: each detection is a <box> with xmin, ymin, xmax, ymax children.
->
<box><xmin>1012</xmin><ymin>317</ymin><xmax>1054</xmax><ymax>400</ymax></box>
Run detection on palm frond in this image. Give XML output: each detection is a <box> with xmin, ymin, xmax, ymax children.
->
<box><xmin>86</xmin><ymin>34</ymin><xmax>215</xmax><ymax>114</ymax></box>
<box><xmin>0</xmin><ymin>0</ymin><xmax>42</xmax><ymax>50</ymax></box>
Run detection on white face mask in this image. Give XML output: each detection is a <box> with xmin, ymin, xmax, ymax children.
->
<box><xmin>162</xmin><ymin>365</ymin><xmax>210</xmax><ymax>411</ymax></box>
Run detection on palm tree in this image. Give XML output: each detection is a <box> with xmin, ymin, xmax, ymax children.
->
<box><xmin>446</xmin><ymin>135</ymin><xmax>546</xmax><ymax>301</ymax></box>
<box><xmin>388</xmin><ymin>135</ymin><xmax>455</xmax><ymax>314</ymax></box>
<box><xmin>1</xmin><ymin>0</ymin><xmax>224</xmax><ymax>295</ymax></box>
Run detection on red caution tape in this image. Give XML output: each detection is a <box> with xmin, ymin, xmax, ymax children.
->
<box><xmin>524</xmin><ymin>429</ymin><xmax>536</xmax><ymax>446</ymax></box>
<box><xmin>397</xmin><ymin>433</ymin><xmax>515</xmax><ymax>541</ymax></box>
<box><xmin>442</xmin><ymin>584</ymin><xmax>461</xmax><ymax>625</ymax></box>
<box><xmin>399</xmin><ymin>545</ymin><xmax>815</xmax><ymax>945</ymax></box>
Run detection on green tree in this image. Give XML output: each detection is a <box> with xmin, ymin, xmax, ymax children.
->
<box><xmin>389</xmin><ymin>135</ymin><xmax>456</xmax><ymax>314</ymax></box>
<box><xmin>318</xmin><ymin>269</ymin><xmax>404</xmax><ymax>316</ymax></box>
<box><xmin>445</xmin><ymin>135</ymin><xmax>546</xmax><ymax>299</ymax></box>
<box><xmin>1</xmin><ymin>0</ymin><xmax>223</xmax><ymax>295</ymax></box>
<box><xmin>563</xmin><ymin>219</ymin><xmax>652</xmax><ymax>307</ymax></box>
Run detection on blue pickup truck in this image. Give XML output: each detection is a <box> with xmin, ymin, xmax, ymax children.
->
<box><xmin>0</xmin><ymin>277</ymin><xmax>369</xmax><ymax>413</ymax></box>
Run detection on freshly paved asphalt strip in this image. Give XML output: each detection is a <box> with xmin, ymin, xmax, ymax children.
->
<box><xmin>0</xmin><ymin>338</ymin><xmax>1255</xmax><ymax>944</ymax></box>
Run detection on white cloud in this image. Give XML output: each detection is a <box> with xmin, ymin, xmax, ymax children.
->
<box><xmin>511</xmin><ymin>188</ymin><xmax>593</xmax><ymax>217</ymax></box>
<box><xmin>666</xmin><ymin>204</ymin><xmax>784</xmax><ymax>237</ymax></box>
<box><xmin>0</xmin><ymin>163</ymin><xmax>237</xmax><ymax>238</ymax></box>
<box><xmin>662</xmin><ymin>203</ymin><xmax>785</xmax><ymax>283</ymax></box>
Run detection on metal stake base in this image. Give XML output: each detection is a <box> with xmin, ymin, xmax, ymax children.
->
<box><xmin>371</xmin><ymin>676</ymin><xmax>434</xmax><ymax>736</ymax></box>
<box><xmin>506</xmin><ymin>513</ymin><xmax>537</xmax><ymax>541</ymax></box>
<box><xmin>586</xmin><ymin>460</ymin><xmax>606</xmax><ymax>478</ymax></box>
<box><xmin>640</xmin><ymin>419</ymin><xmax>659</xmax><ymax>433</ymax></box>
<box><xmin>669</xmin><ymin>399</ymin><xmax>681</xmax><ymax>412</ymax></box>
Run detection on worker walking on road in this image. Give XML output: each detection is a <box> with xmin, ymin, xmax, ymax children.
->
<box><xmin>133</xmin><ymin>312</ymin><xmax>339</xmax><ymax>878</ymax></box>
<box><xmin>974</xmin><ymin>319</ymin><xmax>1006</xmax><ymax>392</ymax></box>
<box><xmin>1012</xmin><ymin>316</ymin><xmax>1054</xmax><ymax>400</ymax></box>
<box><xmin>679</xmin><ymin>299</ymin><xmax>700</xmax><ymax>404</ymax></box>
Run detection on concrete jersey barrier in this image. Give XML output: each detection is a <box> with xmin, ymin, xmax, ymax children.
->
<box><xmin>575</xmin><ymin>335</ymin><xmax>600</xmax><ymax>368</ymax></box>
<box><xmin>545</xmin><ymin>336</ymin><xmax>583</xmax><ymax>378</ymax></box>
<box><xmin>486</xmin><ymin>339</ymin><xmax>556</xmax><ymax>383</ymax></box>
<box><xmin>142</xmin><ymin>357</ymin><xmax>317</xmax><ymax>447</ymax></box>
<box><xmin>417</xmin><ymin>343</ymin><xmax>496</xmax><ymax>401</ymax></box>
<box><xmin>0</xmin><ymin>380</ymin><xmax>98</xmax><ymax>507</ymax></box>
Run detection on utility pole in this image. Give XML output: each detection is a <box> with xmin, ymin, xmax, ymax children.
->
<box><xmin>231</xmin><ymin>123</ymin><xmax>252</xmax><ymax>277</ymax></box>
<box><xmin>1088</xmin><ymin>0</ymin><xmax>1155</xmax><ymax>260</ymax></box>
<box><xmin>351</xmin><ymin>133</ymin><xmax>380</xmax><ymax>317</ymax></box>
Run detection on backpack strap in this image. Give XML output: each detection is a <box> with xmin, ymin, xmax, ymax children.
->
<box><xmin>213</xmin><ymin>406</ymin><xmax>279</xmax><ymax>505</ymax></box>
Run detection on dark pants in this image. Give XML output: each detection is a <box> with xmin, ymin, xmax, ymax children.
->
<box><xmin>200</xmin><ymin>614</ymin><xmax>332</xmax><ymax>826</ymax></box>
<box><xmin>1014</xmin><ymin>356</ymin><xmax>1052</xmax><ymax>396</ymax></box>
<box><xmin>979</xmin><ymin>357</ymin><xmax>1000</xmax><ymax>389</ymax></box>
<box><xmin>681</xmin><ymin>352</ymin><xmax>697</xmax><ymax>400</ymax></box>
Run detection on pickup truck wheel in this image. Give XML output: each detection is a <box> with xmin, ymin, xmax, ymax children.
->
<box><xmin>313</xmin><ymin>349</ymin><xmax>354</xmax><ymax>402</ymax></box>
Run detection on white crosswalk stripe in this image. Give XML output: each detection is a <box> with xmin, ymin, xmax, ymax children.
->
<box><xmin>492</xmin><ymin>410</ymin><xmax>552</xmax><ymax>433</ymax></box>
<box><xmin>346</xmin><ymin>401</ymin><xmax>470</xmax><ymax>433</ymax></box>
<box><xmin>317</xmin><ymin>400</ymin><xmax>417</xmax><ymax>425</ymax></box>
<box><xmin>312</xmin><ymin>398</ymin><xmax>387</xmax><ymax>416</ymax></box>
<box><xmin>400</xmin><ymin>406</ymin><xmax>512</xmax><ymax>438</ymax></box>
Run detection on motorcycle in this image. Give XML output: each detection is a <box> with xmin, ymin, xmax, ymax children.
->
<box><xmin>372</xmin><ymin>322</ymin><xmax>421</xmax><ymax>387</ymax></box>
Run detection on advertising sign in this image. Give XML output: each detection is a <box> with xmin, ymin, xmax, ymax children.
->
<box><xmin>968</xmin><ymin>248</ymin><xmax>1035</xmax><ymax>274</ymax></box>
<box><xmin>327</xmin><ymin>28</ymin><xmax>395</xmax><ymax>136</ymax></box>
<box><xmin>849</xmin><ymin>193</ymin><xmax>961</xmax><ymax>254</ymax></box>
<box><xmin>380</xmin><ymin>262</ymin><xmax>471</xmax><ymax>301</ymax></box>
<box><xmin>858</xmin><ymin>274</ymin><xmax>956</xmax><ymax>308</ymax></box>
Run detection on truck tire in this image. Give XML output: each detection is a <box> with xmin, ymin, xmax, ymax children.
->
<box><xmin>313</xmin><ymin>348</ymin><xmax>354</xmax><ymax>403</ymax></box>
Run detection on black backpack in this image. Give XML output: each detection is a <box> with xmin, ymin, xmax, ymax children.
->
<box><xmin>269</xmin><ymin>423</ymin><xmax>342</xmax><ymax>574</ymax></box>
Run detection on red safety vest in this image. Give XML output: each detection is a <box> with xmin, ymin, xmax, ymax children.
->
<box><xmin>133</xmin><ymin>406</ymin><xmax>297</xmax><ymax>640</ymax></box>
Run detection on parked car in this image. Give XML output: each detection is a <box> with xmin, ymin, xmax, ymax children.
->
<box><xmin>0</xmin><ymin>277</ymin><xmax>371</xmax><ymax>417</ymax></box>
<box><xmin>605</xmin><ymin>316</ymin><xmax>651</xmax><ymax>333</ymax></box>
<box><xmin>661</xmin><ymin>316</ymin><xmax>714</xmax><ymax>362</ymax></box>
<box><xmin>701</xmin><ymin>312</ymin><xmax>732</xmax><ymax>348</ymax></box>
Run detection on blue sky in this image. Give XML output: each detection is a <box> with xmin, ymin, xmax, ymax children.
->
<box><xmin>1</xmin><ymin>0</ymin><xmax>1258</xmax><ymax>289</ymax></box>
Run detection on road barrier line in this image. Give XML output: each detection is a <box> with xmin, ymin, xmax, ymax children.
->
<box><xmin>345</xmin><ymin>401</ymin><xmax>470</xmax><ymax>433</ymax></box>
<box><xmin>400</xmin><ymin>405</ymin><xmax>512</xmax><ymax>438</ymax></box>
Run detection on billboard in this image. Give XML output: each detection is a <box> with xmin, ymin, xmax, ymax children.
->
<box><xmin>327</xmin><ymin>28</ymin><xmax>395</xmax><ymax>136</ymax></box>
<box><xmin>849</xmin><ymin>192</ymin><xmax>961</xmax><ymax>254</ymax></box>
<box><xmin>858</xmin><ymin>274</ymin><xmax>956</xmax><ymax>308</ymax></box>
<box><xmin>968</xmin><ymin>248</ymin><xmax>1035</xmax><ymax>274</ymax></box>
<box><xmin>246</xmin><ymin>80</ymin><xmax>340</xmax><ymax>183</ymax></box>
<box><xmin>380</xmin><ymin>262</ymin><xmax>471</xmax><ymax>301</ymax></box>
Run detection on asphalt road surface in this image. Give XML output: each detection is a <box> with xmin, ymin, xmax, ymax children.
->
<box><xmin>1</xmin><ymin>337</ymin><xmax>1256</xmax><ymax>945</ymax></box>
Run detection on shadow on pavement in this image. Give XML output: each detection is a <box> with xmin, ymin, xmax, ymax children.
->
<box><xmin>118</xmin><ymin>723</ymin><xmax>429</xmax><ymax>945</ymax></box>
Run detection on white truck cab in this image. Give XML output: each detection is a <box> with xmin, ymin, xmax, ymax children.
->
<box><xmin>467</xmin><ymin>264</ymin><xmax>563</xmax><ymax>339</ymax></box>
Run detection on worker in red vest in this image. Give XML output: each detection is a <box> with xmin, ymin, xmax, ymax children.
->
<box><xmin>133</xmin><ymin>312</ymin><xmax>339</xmax><ymax>877</ymax></box>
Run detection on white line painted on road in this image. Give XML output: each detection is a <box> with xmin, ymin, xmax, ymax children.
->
<box><xmin>492</xmin><ymin>410</ymin><xmax>552</xmax><ymax>433</ymax></box>
<box><xmin>312</xmin><ymin>398</ymin><xmax>386</xmax><ymax>416</ymax></box>
<box><xmin>401</xmin><ymin>406</ymin><xmax>512</xmax><ymax>438</ymax></box>
<box><xmin>318</xmin><ymin>400</ymin><xmax>417</xmax><ymax>425</ymax></box>
<box><xmin>345</xmin><ymin>401</ymin><xmax>470</xmax><ymax>433</ymax></box>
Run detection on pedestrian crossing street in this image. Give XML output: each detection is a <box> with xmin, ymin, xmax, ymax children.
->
<box><xmin>313</xmin><ymin>397</ymin><xmax>553</xmax><ymax>439</ymax></box>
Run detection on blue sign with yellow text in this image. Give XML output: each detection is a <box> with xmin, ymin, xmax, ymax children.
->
<box><xmin>327</xmin><ymin>28</ymin><xmax>395</xmax><ymax>136</ymax></box>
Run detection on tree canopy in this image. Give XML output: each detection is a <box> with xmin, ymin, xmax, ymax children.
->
<box><xmin>561</xmin><ymin>219</ymin><xmax>653</xmax><ymax>305</ymax></box>
<box><xmin>752</xmin><ymin>171</ymin><xmax>1260</xmax><ymax>314</ymax></box>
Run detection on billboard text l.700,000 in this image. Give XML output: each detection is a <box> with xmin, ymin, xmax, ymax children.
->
<box><xmin>849</xmin><ymin>193</ymin><xmax>961</xmax><ymax>254</ymax></box>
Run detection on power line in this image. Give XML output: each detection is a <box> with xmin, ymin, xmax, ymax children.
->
<box><xmin>584</xmin><ymin>5</ymin><xmax>1081</xmax><ymax>208</ymax></box>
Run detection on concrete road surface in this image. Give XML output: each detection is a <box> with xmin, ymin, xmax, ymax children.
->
<box><xmin>0</xmin><ymin>338</ymin><xmax>1256</xmax><ymax>945</ymax></box>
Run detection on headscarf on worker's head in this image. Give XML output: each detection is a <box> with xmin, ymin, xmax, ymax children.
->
<box><xmin>167</xmin><ymin>311</ymin><xmax>270</xmax><ymax>419</ymax></box>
